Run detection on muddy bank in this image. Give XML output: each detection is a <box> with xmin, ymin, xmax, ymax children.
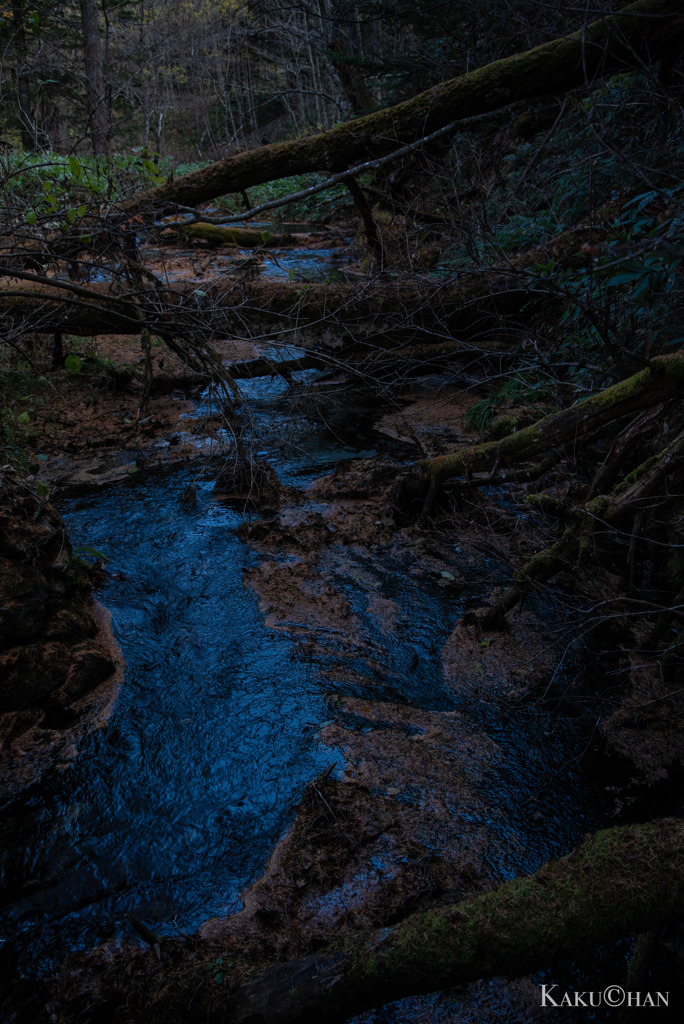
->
<box><xmin>0</xmin><ymin>468</ymin><xmax>123</xmax><ymax>799</ymax></box>
<box><xmin>5</xmin><ymin>335</ymin><xmax>262</xmax><ymax>492</ymax></box>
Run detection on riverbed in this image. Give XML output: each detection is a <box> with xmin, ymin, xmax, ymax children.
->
<box><xmin>0</xmin><ymin>371</ymin><xmax>609</xmax><ymax>996</ymax></box>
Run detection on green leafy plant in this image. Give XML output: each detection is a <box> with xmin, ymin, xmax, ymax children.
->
<box><xmin>64</xmin><ymin>354</ymin><xmax>82</xmax><ymax>374</ymax></box>
<box><xmin>465</xmin><ymin>372</ymin><xmax>560</xmax><ymax>430</ymax></box>
<box><xmin>555</xmin><ymin>189</ymin><xmax>684</xmax><ymax>376</ymax></box>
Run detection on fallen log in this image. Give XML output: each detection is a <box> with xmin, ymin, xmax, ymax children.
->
<box><xmin>0</xmin><ymin>271</ymin><xmax>535</xmax><ymax>339</ymax></box>
<box><xmin>417</xmin><ymin>352</ymin><xmax>684</xmax><ymax>516</ymax></box>
<box><xmin>220</xmin><ymin>819</ymin><xmax>684</xmax><ymax>1023</ymax></box>
<box><xmin>127</xmin><ymin>0</ymin><xmax>684</xmax><ymax>212</ymax></box>
<box><xmin>160</xmin><ymin>223</ymin><xmax>295</xmax><ymax>247</ymax></box>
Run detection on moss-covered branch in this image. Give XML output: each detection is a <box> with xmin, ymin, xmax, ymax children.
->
<box><xmin>162</xmin><ymin>223</ymin><xmax>295</xmax><ymax>247</ymax></box>
<box><xmin>419</xmin><ymin>353</ymin><xmax>684</xmax><ymax>493</ymax></box>
<box><xmin>224</xmin><ymin>819</ymin><xmax>684</xmax><ymax>1024</ymax></box>
<box><xmin>127</xmin><ymin>0</ymin><xmax>684</xmax><ymax>212</ymax></box>
<box><xmin>479</xmin><ymin>429</ymin><xmax>684</xmax><ymax>627</ymax></box>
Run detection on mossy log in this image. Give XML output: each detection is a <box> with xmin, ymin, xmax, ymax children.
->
<box><xmin>223</xmin><ymin>819</ymin><xmax>684</xmax><ymax>1024</ymax></box>
<box><xmin>419</xmin><ymin>353</ymin><xmax>684</xmax><ymax>500</ymax></box>
<box><xmin>127</xmin><ymin>0</ymin><xmax>684</xmax><ymax>212</ymax></box>
<box><xmin>161</xmin><ymin>223</ymin><xmax>295</xmax><ymax>247</ymax></box>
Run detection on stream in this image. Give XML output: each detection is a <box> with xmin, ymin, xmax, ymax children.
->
<box><xmin>1</xmin><ymin>469</ymin><xmax>343</xmax><ymax>971</ymax></box>
<box><xmin>0</xmin><ymin>371</ymin><xmax>608</xmax><ymax>995</ymax></box>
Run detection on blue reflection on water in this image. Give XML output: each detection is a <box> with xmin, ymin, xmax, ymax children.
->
<box><xmin>0</xmin><ymin>471</ymin><xmax>339</xmax><ymax>967</ymax></box>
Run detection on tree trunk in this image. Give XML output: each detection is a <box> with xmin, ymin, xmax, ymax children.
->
<box><xmin>129</xmin><ymin>0</ymin><xmax>684</xmax><ymax>211</ymax></box>
<box><xmin>80</xmin><ymin>0</ymin><xmax>109</xmax><ymax>155</ymax></box>
<box><xmin>0</xmin><ymin>270</ymin><xmax>533</xmax><ymax>338</ymax></box>
<box><xmin>11</xmin><ymin>0</ymin><xmax>35</xmax><ymax>152</ymax></box>
<box><xmin>329</xmin><ymin>39</ymin><xmax>373</xmax><ymax>115</ymax></box>
<box><xmin>221</xmin><ymin>819</ymin><xmax>684</xmax><ymax>1023</ymax></box>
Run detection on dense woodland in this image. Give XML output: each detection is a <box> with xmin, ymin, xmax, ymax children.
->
<box><xmin>1</xmin><ymin>1</ymin><xmax>684</xmax><ymax>1022</ymax></box>
<box><xmin>1</xmin><ymin>1</ymin><xmax>589</xmax><ymax>157</ymax></box>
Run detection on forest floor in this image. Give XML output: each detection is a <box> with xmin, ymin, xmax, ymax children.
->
<box><xmin>2</xmin><ymin>332</ymin><xmax>259</xmax><ymax>490</ymax></box>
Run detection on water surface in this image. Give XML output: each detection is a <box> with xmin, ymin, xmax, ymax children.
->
<box><xmin>0</xmin><ymin>471</ymin><xmax>339</xmax><ymax>969</ymax></box>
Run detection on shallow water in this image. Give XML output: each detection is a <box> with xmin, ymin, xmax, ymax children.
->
<box><xmin>0</xmin><ymin>471</ymin><xmax>341</xmax><ymax>970</ymax></box>
<box><xmin>147</xmin><ymin>217</ymin><xmax>352</xmax><ymax>282</ymax></box>
<box><xmin>322</xmin><ymin>544</ymin><xmax>604</xmax><ymax>879</ymax></box>
<box><xmin>197</xmin><ymin>365</ymin><xmax>386</xmax><ymax>485</ymax></box>
<box><xmin>261</xmin><ymin>247</ymin><xmax>349</xmax><ymax>282</ymax></box>
<box><xmin>0</xmin><ymin>383</ymin><xmax>605</xmax><ymax>980</ymax></box>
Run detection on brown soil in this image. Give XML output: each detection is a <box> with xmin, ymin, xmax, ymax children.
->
<box><xmin>0</xmin><ymin>470</ymin><xmax>125</xmax><ymax>799</ymax></box>
<box><xmin>0</xmin><ymin>602</ymin><xmax>124</xmax><ymax>799</ymax></box>
<box><xmin>376</xmin><ymin>386</ymin><xmax>481</xmax><ymax>456</ymax></box>
<box><xmin>4</xmin><ymin>334</ymin><xmax>258</xmax><ymax>491</ymax></box>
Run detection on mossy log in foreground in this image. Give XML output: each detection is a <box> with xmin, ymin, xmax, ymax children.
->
<box><xmin>217</xmin><ymin>819</ymin><xmax>684</xmax><ymax>1024</ymax></box>
<box><xmin>127</xmin><ymin>0</ymin><xmax>684</xmax><ymax>212</ymax></box>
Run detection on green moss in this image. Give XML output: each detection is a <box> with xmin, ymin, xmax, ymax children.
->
<box><xmin>615</xmin><ymin>455</ymin><xmax>659</xmax><ymax>493</ymax></box>
<box><xmin>584</xmin><ymin>495</ymin><xmax>610</xmax><ymax>518</ymax></box>
<box><xmin>525</xmin><ymin>493</ymin><xmax>565</xmax><ymax>513</ymax></box>
<box><xmin>489</xmin><ymin>414</ymin><xmax>519</xmax><ymax>438</ymax></box>
<box><xmin>651</xmin><ymin>351</ymin><xmax>684</xmax><ymax>383</ymax></box>
<box><xmin>174</xmin><ymin>222</ymin><xmax>292</xmax><ymax>247</ymax></box>
<box><xmin>513</xmin><ymin>531</ymin><xmax>572</xmax><ymax>582</ymax></box>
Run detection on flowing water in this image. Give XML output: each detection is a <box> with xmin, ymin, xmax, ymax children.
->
<box><xmin>0</xmin><ymin>470</ymin><xmax>343</xmax><ymax>971</ymax></box>
<box><xmin>0</xmin><ymin>373</ymin><xmax>606</xmax><ymax>986</ymax></box>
